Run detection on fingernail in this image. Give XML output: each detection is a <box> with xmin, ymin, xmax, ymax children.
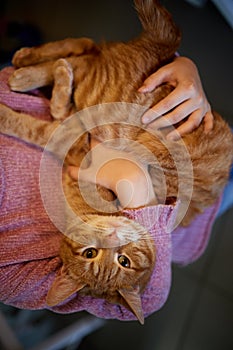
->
<box><xmin>166</xmin><ymin>133</ymin><xmax>180</xmax><ymax>141</ymax></box>
<box><xmin>142</xmin><ymin>110</ymin><xmax>158</xmax><ymax>124</ymax></box>
<box><xmin>138</xmin><ymin>88</ymin><xmax>144</xmax><ymax>93</ymax></box>
<box><xmin>166</xmin><ymin>135</ymin><xmax>175</xmax><ymax>141</ymax></box>
<box><xmin>138</xmin><ymin>85</ymin><xmax>148</xmax><ymax>93</ymax></box>
<box><xmin>142</xmin><ymin>115</ymin><xmax>150</xmax><ymax>124</ymax></box>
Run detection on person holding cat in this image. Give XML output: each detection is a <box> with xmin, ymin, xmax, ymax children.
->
<box><xmin>0</xmin><ymin>0</ymin><xmax>233</xmax><ymax>323</ymax></box>
<box><xmin>0</xmin><ymin>56</ymin><xmax>232</xmax><ymax>323</ymax></box>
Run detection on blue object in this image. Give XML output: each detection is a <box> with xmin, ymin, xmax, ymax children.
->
<box><xmin>217</xmin><ymin>128</ymin><xmax>233</xmax><ymax>216</ymax></box>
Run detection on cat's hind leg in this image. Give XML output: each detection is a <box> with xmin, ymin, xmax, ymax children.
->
<box><xmin>50</xmin><ymin>59</ymin><xmax>74</xmax><ymax>120</ymax></box>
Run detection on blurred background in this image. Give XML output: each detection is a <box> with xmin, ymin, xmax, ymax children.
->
<box><xmin>0</xmin><ymin>1</ymin><xmax>233</xmax><ymax>349</ymax></box>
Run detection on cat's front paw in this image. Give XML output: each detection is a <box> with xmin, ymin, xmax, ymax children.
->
<box><xmin>9</xmin><ymin>61</ymin><xmax>54</xmax><ymax>92</ymax></box>
<box><xmin>50</xmin><ymin>59</ymin><xmax>74</xmax><ymax>120</ymax></box>
<box><xmin>9</xmin><ymin>67</ymin><xmax>40</xmax><ymax>92</ymax></box>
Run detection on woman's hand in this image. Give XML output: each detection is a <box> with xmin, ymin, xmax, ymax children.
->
<box><xmin>139</xmin><ymin>56</ymin><xmax>214</xmax><ymax>140</ymax></box>
<box><xmin>68</xmin><ymin>139</ymin><xmax>156</xmax><ymax>209</ymax></box>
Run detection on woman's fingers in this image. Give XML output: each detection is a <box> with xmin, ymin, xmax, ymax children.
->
<box><xmin>141</xmin><ymin>85</ymin><xmax>190</xmax><ymax>124</ymax></box>
<box><xmin>138</xmin><ymin>65</ymin><xmax>175</xmax><ymax>93</ymax></box>
<box><xmin>139</xmin><ymin>56</ymin><xmax>214</xmax><ymax>138</ymax></box>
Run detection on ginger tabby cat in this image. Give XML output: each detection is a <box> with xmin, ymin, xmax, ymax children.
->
<box><xmin>0</xmin><ymin>0</ymin><xmax>232</xmax><ymax>324</ymax></box>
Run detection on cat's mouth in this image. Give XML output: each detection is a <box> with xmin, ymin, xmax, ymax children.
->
<box><xmin>83</xmin><ymin>214</ymin><xmax>148</xmax><ymax>248</ymax></box>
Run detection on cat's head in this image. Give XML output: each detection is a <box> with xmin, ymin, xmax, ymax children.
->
<box><xmin>46</xmin><ymin>214</ymin><xmax>156</xmax><ymax>324</ymax></box>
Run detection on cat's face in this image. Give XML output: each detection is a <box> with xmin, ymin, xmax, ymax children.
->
<box><xmin>46</xmin><ymin>215</ymin><xmax>156</xmax><ymax>324</ymax></box>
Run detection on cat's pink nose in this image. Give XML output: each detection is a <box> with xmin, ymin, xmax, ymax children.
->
<box><xmin>106</xmin><ymin>230</ymin><xmax>121</xmax><ymax>248</ymax></box>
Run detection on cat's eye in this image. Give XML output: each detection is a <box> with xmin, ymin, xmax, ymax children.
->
<box><xmin>118</xmin><ymin>255</ymin><xmax>130</xmax><ymax>268</ymax></box>
<box><xmin>82</xmin><ymin>248</ymin><xmax>98</xmax><ymax>259</ymax></box>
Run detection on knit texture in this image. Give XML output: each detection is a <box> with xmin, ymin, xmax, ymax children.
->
<box><xmin>0</xmin><ymin>67</ymin><xmax>220</xmax><ymax>321</ymax></box>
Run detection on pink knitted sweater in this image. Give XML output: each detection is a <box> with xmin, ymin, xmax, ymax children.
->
<box><xmin>0</xmin><ymin>67</ymin><xmax>221</xmax><ymax>321</ymax></box>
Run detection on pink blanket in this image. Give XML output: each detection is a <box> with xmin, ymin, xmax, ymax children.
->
<box><xmin>0</xmin><ymin>67</ymin><xmax>220</xmax><ymax>321</ymax></box>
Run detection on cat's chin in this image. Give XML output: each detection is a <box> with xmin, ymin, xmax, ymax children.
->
<box><xmin>65</xmin><ymin>214</ymin><xmax>150</xmax><ymax>248</ymax></box>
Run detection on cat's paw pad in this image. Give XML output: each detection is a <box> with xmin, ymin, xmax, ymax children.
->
<box><xmin>53</xmin><ymin>59</ymin><xmax>73</xmax><ymax>83</ymax></box>
<box><xmin>12</xmin><ymin>48</ymin><xmax>34</xmax><ymax>67</ymax></box>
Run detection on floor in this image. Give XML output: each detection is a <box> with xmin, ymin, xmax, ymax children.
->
<box><xmin>0</xmin><ymin>1</ymin><xmax>233</xmax><ymax>349</ymax></box>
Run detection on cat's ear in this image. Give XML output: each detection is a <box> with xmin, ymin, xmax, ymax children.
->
<box><xmin>118</xmin><ymin>286</ymin><xmax>144</xmax><ymax>325</ymax></box>
<box><xmin>46</xmin><ymin>266</ymin><xmax>86</xmax><ymax>307</ymax></box>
